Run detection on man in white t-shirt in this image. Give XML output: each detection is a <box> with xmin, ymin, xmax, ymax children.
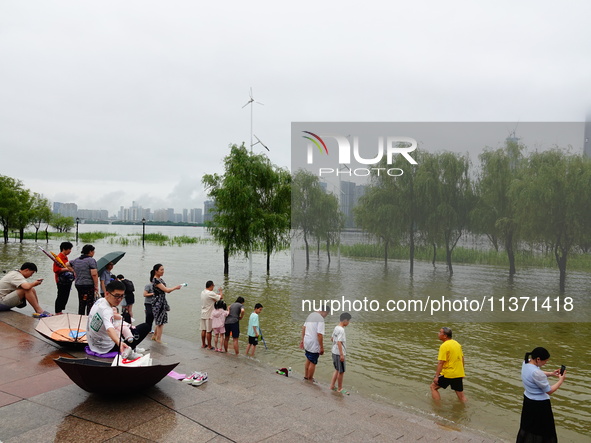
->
<box><xmin>0</xmin><ymin>262</ymin><xmax>48</xmax><ymax>316</ymax></box>
<box><xmin>200</xmin><ymin>280</ymin><xmax>223</xmax><ymax>349</ymax></box>
<box><xmin>299</xmin><ymin>308</ymin><xmax>329</xmax><ymax>382</ymax></box>
<box><xmin>87</xmin><ymin>280</ymin><xmax>150</xmax><ymax>354</ymax></box>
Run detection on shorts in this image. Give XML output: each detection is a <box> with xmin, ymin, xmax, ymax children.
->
<box><xmin>125</xmin><ymin>293</ymin><xmax>135</xmax><ymax>305</ymax></box>
<box><xmin>213</xmin><ymin>326</ymin><xmax>226</xmax><ymax>335</ymax></box>
<box><xmin>332</xmin><ymin>353</ymin><xmax>346</xmax><ymax>373</ymax></box>
<box><xmin>436</xmin><ymin>375</ymin><xmax>464</xmax><ymax>392</ymax></box>
<box><xmin>200</xmin><ymin>318</ymin><xmax>213</xmax><ymax>332</ymax></box>
<box><xmin>0</xmin><ymin>290</ymin><xmax>21</xmax><ymax>311</ymax></box>
<box><xmin>305</xmin><ymin>351</ymin><xmax>320</xmax><ymax>365</ymax></box>
<box><xmin>248</xmin><ymin>336</ymin><xmax>258</xmax><ymax>346</ymax></box>
<box><xmin>225</xmin><ymin>322</ymin><xmax>240</xmax><ymax>338</ymax></box>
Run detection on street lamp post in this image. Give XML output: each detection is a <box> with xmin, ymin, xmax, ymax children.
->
<box><xmin>142</xmin><ymin>218</ymin><xmax>146</xmax><ymax>247</ymax></box>
<box><xmin>76</xmin><ymin>217</ymin><xmax>80</xmax><ymax>243</ymax></box>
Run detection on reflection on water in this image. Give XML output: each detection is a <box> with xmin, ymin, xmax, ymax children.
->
<box><xmin>1</xmin><ymin>225</ymin><xmax>589</xmax><ymax>441</ymax></box>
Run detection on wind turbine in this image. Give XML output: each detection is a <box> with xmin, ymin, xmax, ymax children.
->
<box><xmin>242</xmin><ymin>87</ymin><xmax>264</xmax><ymax>152</ymax></box>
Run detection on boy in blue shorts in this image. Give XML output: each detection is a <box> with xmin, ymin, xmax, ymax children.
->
<box><xmin>246</xmin><ymin>303</ymin><xmax>263</xmax><ymax>357</ymax></box>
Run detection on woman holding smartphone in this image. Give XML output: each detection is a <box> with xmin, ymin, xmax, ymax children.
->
<box><xmin>517</xmin><ymin>347</ymin><xmax>567</xmax><ymax>442</ymax></box>
<box><xmin>149</xmin><ymin>263</ymin><xmax>182</xmax><ymax>343</ymax></box>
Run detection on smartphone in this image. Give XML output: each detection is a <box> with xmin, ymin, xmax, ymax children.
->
<box><xmin>560</xmin><ymin>365</ymin><xmax>566</xmax><ymax>375</ymax></box>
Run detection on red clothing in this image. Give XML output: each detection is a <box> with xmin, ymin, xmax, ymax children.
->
<box><xmin>53</xmin><ymin>252</ymin><xmax>69</xmax><ymax>283</ymax></box>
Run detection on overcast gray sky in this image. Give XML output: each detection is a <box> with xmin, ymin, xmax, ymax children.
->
<box><xmin>1</xmin><ymin>1</ymin><xmax>590</xmax><ymax>215</ymax></box>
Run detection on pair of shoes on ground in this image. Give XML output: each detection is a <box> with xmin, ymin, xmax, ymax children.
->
<box><xmin>182</xmin><ymin>371</ymin><xmax>208</xmax><ymax>386</ymax></box>
<box><xmin>215</xmin><ymin>348</ymin><xmax>225</xmax><ymax>352</ymax></box>
<box><xmin>32</xmin><ymin>311</ymin><xmax>52</xmax><ymax>318</ymax></box>
<box><xmin>121</xmin><ymin>347</ymin><xmax>144</xmax><ymax>360</ymax></box>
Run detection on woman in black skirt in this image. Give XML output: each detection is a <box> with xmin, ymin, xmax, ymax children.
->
<box><xmin>149</xmin><ymin>263</ymin><xmax>181</xmax><ymax>343</ymax></box>
<box><xmin>516</xmin><ymin>347</ymin><xmax>566</xmax><ymax>442</ymax></box>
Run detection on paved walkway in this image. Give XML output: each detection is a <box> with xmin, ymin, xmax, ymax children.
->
<box><xmin>0</xmin><ymin>311</ymin><xmax>503</xmax><ymax>442</ymax></box>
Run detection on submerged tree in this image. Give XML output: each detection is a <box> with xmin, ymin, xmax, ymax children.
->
<box><xmin>420</xmin><ymin>152</ymin><xmax>474</xmax><ymax>275</ymax></box>
<box><xmin>472</xmin><ymin>140</ymin><xmax>524</xmax><ymax>274</ymax></box>
<box><xmin>510</xmin><ymin>150</ymin><xmax>591</xmax><ymax>291</ymax></box>
<box><xmin>250</xmin><ymin>156</ymin><xmax>291</xmax><ymax>274</ymax></box>
<box><xmin>203</xmin><ymin>144</ymin><xmax>291</xmax><ymax>275</ymax></box>
<box><xmin>291</xmin><ymin>170</ymin><xmax>324</xmax><ymax>267</ymax></box>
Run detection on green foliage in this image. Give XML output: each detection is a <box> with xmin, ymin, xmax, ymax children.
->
<box><xmin>510</xmin><ymin>151</ymin><xmax>591</xmax><ymax>289</ymax></box>
<box><xmin>292</xmin><ymin>170</ymin><xmax>344</xmax><ymax>266</ymax></box>
<box><xmin>202</xmin><ymin>146</ymin><xmax>292</xmax><ymax>274</ymax></box>
<box><xmin>50</xmin><ymin>214</ymin><xmax>75</xmax><ymax>233</ymax></box>
<box><xmin>79</xmin><ymin>231</ymin><xmax>116</xmax><ymax>242</ymax></box>
<box><xmin>0</xmin><ymin>175</ymin><xmax>53</xmax><ymax>243</ymax></box>
<box><xmin>472</xmin><ymin>140</ymin><xmax>524</xmax><ymax>274</ymax></box>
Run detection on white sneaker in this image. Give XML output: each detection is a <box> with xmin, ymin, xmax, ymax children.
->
<box><xmin>182</xmin><ymin>371</ymin><xmax>205</xmax><ymax>383</ymax></box>
<box><xmin>191</xmin><ymin>372</ymin><xmax>208</xmax><ymax>386</ymax></box>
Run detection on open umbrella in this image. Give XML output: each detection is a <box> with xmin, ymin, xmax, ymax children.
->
<box><xmin>35</xmin><ymin>314</ymin><xmax>88</xmax><ymax>348</ymax></box>
<box><xmin>54</xmin><ymin>357</ymin><xmax>179</xmax><ymax>394</ymax></box>
<box><xmin>96</xmin><ymin>251</ymin><xmax>126</xmax><ymax>277</ymax></box>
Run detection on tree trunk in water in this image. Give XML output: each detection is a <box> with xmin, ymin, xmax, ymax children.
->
<box><xmin>304</xmin><ymin>232</ymin><xmax>309</xmax><ymax>268</ymax></box>
<box><xmin>19</xmin><ymin>228</ymin><xmax>24</xmax><ymax>243</ymax></box>
<box><xmin>409</xmin><ymin>225</ymin><xmax>415</xmax><ymax>275</ymax></box>
<box><xmin>446</xmin><ymin>246</ymin><xmax>454</xmax><ymax>276</ymax></box>
<box><xmin>223</xmin><ymin>247</ymin><xmax>229</xmax><ymax>275</ymax></box>
<box><xmin>555</xmin><ymin>247</ymin><xmax>567</xmax><ymax>292</ymax></box>
<box><xmin>384</xmin><ymin>240</ymin><xmax>389</xmax><ymax>265</ymax></box>
<box><xmin>326</xmin><ymin>238</ymin><xmax>331</xmax><ymax>264</ymax></box>
<box><xmin>431</xmin><ymin>243</ymin><xmax>437</xmax><ymax>267</ymax></box>
<box><xmin>44</xmin><ymin>228</ymin><xmax>49</xmax><ymax>242</ymax></box>
<box><xmin>266</xmin><ymin>243</ymin><xmax>271</xmax><ymax>275</ymax></box>
<box><xmin>505</xmin><ymin>233</ymin><xmax>516</xmax><ymax>275</ymax></box>
<box><xmin>317</xmin><ymin>238</ymin><xmax>320</xmax><ymax>257</ymax></box>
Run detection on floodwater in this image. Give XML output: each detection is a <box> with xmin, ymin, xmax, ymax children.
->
<box><xmin>1</xmin><ymin>224</ymin><xmax>589</xmax><ymax>442</ymax></box>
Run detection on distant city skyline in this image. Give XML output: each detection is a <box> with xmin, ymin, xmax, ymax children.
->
<box><xmin>52</xmin><ymin>200</ymin><xmax>209</xmax><ymax>224</ymax></box>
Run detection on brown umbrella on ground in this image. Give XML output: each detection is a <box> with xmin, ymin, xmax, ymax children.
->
<box><xmin>35</xmin><ymin>314</ymin><xmax>88</xmax><ymax>348</ymax></box>
<box><xmin>54</xmin><ymin>357</ymin><xmax>179</xmax><ymax>394</ymax></box>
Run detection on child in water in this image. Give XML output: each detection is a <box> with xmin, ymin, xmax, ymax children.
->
<box><xmin>211</xmin><ymin>300</ymin><xmax>228</xmax><ymax>352</ymax></box>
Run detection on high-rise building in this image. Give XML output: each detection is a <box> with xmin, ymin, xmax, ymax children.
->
<box><xmin>340</xmin><ymin>181</ymin><xmax>365</xmax><ymax>228</ymax></box>
<box><xmin>53</xmin><ymin>202</ymin><xmax>78</xmax><ymax>219</ymax></box>
<box><xmin>189</xmin><ymin>208</ymin><xmax>203</xmax><ymax>224</ymax></box>
<box><xmin>203</xmin><ymin>200</ymin><xmax>216</xmax><ymax>224</ymax></box>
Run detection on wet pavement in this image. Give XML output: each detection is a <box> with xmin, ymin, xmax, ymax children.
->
<box><xmin>0</xmin><ymin>311</ymin><xmax>503</xmax><ymax>442</ymax></box>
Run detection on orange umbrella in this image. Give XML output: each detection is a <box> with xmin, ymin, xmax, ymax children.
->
<box><xmin>35</xmin><ymin>313</ymin><xmax>88</xmax><ymax>347</ymax></box>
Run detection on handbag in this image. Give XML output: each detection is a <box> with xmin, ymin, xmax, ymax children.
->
<box><xmin>58</xmin><ymin>271</ymin><xmax>75</xmax><ymax>284</ymax></box>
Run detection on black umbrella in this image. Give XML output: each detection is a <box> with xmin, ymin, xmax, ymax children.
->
<box><xmin>96</xmin><ymin>251</ymin><xmax>126</xmax><ymax>277</ymax></box>
<box><xmin>54</xmin><ymin>357</ymin><xmax>179</xmax><ymax>394</ymax></box>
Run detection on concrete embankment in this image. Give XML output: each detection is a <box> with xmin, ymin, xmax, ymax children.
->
<box><xmin>0</xmin><ymin>311</ymin><xmax>502</xmax><ymax>442</ymax></box>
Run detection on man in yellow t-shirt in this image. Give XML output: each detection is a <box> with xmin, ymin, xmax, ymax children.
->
<box><xmin>430</xmin><ymin>327</ymin><xmax>467</xmax><ymax>402</ymax></box>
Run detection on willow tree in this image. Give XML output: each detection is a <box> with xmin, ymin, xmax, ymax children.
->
<box><xmin>510</xmin><ymin>151</ymin><xmax>591</xmax><ymax>291</ymax></box>
<box><xmin>420</xmin><ymin>152</ymin><xmax>474</xmax><ymax>275</ymax></box>
<box><xmin>28</xmin><ymin>193</ymin><xmax>52</xmax><ymax>242</ymax></box>
<box><xmin>203</xmin><ymin>144</ymin><xmax>258</xmax><ymax>275</ymax></box>
<box><xmin>0</xmin><ymin>175</ymin><xmax>28</xmax><ymax>243</ymax></box>
<box><xmin>203</xmin><ymin>144</ymin><xmax>291</xmax><ymax>275</ymax></box>
<box><xmin>472</xmin><ymin>140</ymin><xmax>524</xmax><ymax>274</ymax></box>
<box><xmin>314</xmin><ymin>191</ymin><xmax>343</xmax><ymax>264</ymax></box>
<box><xmin>250</xmin><ymin>156</ymin><xmax>291</xmax><ymax>274</ymax></box>
<box><xmin>292</xmin><ymin>170</ymin><xmax>325</xmax><ymax>267</ymax></box>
